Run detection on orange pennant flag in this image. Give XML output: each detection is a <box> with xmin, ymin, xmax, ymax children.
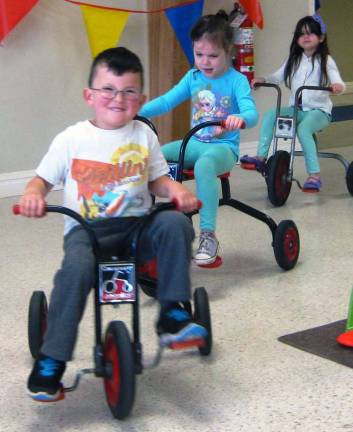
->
<box><xmin>0</xmin><ymin>0</ymin><xmax>39</xmax><ymax>42</ymax></box>
<box><xmin>239</xmin><ymin>0</ymin><xmax>264</xmax><ymax>29</ymax></box>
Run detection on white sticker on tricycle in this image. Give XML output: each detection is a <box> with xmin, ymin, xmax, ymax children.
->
<box><xmin>99</xmin><ymin>263</ymin><xmax>136</xmax><ymax>303</ymax></box>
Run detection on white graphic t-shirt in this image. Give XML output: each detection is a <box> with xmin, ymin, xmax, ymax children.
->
<box><xmin>37</xmin><ymin>120</ymin><xmax>169</xmax><ymax>234</ymax></box>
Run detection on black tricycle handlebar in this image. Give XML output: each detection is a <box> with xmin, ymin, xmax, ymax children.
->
<box><xmin>13</xmin><ymin>201</ymin><xmax>199</xmax><ymax>257</ymax></box>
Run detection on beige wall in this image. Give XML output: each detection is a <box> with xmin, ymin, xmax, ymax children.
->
<box><xmin>0</xmin><ymin>0</ymin><xmax>311</xmax><ymax>177</ymax></box>
<box><xmin>0</xmin><ymin>0</ymin><xmax>148</xmax><ymax>175</ymax></box>
<box><xmin>4</xmin><ymin>0</ymin><xmax>351</xmax><ymax>188</ymax></box>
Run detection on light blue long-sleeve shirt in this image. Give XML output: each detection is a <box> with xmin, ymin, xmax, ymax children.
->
<box><xmin>139</xmin><ymin>67</ymin><xmax>259</xmax><ymax>157</ymax></box>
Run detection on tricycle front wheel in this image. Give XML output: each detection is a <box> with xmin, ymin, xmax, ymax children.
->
<box><xmin>193</xmin><ymin>287</ymin><xmax>212</xmax><ymax>356</ymax></box>
<box><xmin>28</xmin><ymin>290</ymin><xmax>48</xmax><ymax>359</ymax></box>
<box><xmin>267</xmin><ymin>151</ymin><xmax>292</xmax><ymax>206</ymax></box>
<box><xmin>103</xmin><ymin>320</ymin><xmax>135</xmax><ymax>420</ymax></box>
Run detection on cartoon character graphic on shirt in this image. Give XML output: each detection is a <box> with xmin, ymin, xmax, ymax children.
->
<box><xmin>71</xmin><ymin>142</ymin><xmax>148</xmax><ymax>220</ymax></box>
<box><xmin>91</xmin><ymin>182</ymin><xmax>144</xmax><ymax>218</ymax></box>
<box><xmin>193</xmin><ymin>90</ymin><xmax>217</xmax><ymax>122</ymax></box>
<box><xmin>192</xmin><ymin>88</ymin><xmax>230</xmax><ymax>141</ymax></box>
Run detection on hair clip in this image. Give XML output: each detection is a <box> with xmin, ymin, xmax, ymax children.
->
<box><xmin>312</xmin><ymin>13</ymin><xmax>327</xmax><ymax>34</ymax></box>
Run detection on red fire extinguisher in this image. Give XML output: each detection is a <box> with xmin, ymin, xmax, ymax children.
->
<box><xmin>230</xmin><ymin>2</ymin><xmax>255</xmax><ymax>83</ymax></box>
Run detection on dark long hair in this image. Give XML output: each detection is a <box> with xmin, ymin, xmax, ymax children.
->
<box><xmin>284</xmin><ymin>16</ymin><xmax>329</xmax><ymax>88</ymax></box>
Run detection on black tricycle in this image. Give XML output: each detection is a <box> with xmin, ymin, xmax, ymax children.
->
<box><xmin>13</xmin><ymin>202</ymin><xmax>212</xmax><ymax>420</ymax></box>
<box><xmin>147</xmin><ymin>118</ymin><xmax>301</xmax><ymax>271</ymax></box>
<box><xmin>241</xmin><ymin>83</ymin><xmax>353</xmax><ymax>206</ymax></box>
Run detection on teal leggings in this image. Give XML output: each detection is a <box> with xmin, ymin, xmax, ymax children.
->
<box><xmin>162</xmin><ymin>138</ymin><xmax>237</xmax><ymax>232</ymax></box>
<box><xmin>257</xmin><ymin>107</ymin><xmax>331</xmax><ymax>174</ymax></box>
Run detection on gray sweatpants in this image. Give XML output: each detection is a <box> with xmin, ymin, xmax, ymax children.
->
<box><xmin>41</xmin><ymin>210</ymin><xmax>195</xmax><ymax>361</ymax></box>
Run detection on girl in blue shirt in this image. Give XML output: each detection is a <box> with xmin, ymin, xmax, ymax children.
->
<box><xmin>140</xmin><ymin>11</ymin><xmax>258</xmax><ymax>265</ymax></box>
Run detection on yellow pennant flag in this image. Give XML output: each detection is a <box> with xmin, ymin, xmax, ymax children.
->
<box><xmin>80</xmin><ymin>5</ymin><xmax>129</xmax><ymax>58</ymax></box>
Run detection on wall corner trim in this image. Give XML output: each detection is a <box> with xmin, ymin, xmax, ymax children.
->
<box><xmin>0</xmin><ymin>170</ymin><xmax>62</xmax><ymax>198</ymax></box>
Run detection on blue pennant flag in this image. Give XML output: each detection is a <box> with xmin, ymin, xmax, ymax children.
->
<box><xmin>165</xmin><ymin>0</ymin><xmax>204</xmax><ymax>67</ymax></box>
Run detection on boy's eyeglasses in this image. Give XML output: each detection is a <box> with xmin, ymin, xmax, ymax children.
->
<box><xmin>90</xmin><ymin>87</ymin><xmax>141</xmax><ymax>101</ymax></box>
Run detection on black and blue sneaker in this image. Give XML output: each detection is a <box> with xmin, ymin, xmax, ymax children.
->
<box><xmin>157</xmin><ymin>304</ymin><xmax>207</xmax><ymax>349</ymax></box>
<box><xmin>27</xmin><ymin>353</ymin><xmax>66</xmax><ymax>402</ymax></box>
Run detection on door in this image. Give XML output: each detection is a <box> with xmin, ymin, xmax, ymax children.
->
<box><xmin>147</xmin><ymin>0</ymin><xmax>191</xmax><ymax>144</ymax></box>
<box><xmin>316</xmin><ymin>0</ymin><xmax>353</xmax><ymax>148</ymax></box>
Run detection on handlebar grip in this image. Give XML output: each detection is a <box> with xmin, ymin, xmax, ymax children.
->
<box><xmin>220</xmin><ymin>120</ymin><xmax>246</xmax><ymax>129</ymax></box>
<box><xmin>253</xmin><ymin>81</ymin><xmax>270</xmax><ymax>88</ymax></box>
<box><xmin>12</xmin><ymin>203</ymin><xmax>48</xmax><ymax>216</ymax></box>
<box><xmin>13</xmin><ymin>204</ymin><xmax>20</xmax><ymax>215</ymax></box>
<box><xmin>171</xmin><ymin>198</ymin><xmax>202</xmax><ymax>210</ymax></box>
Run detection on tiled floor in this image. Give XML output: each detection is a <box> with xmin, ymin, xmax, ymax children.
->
<box><xmin>1</xmin><ymin>146</ymin><xmax>353</xmax><ymax>432</ymax></box>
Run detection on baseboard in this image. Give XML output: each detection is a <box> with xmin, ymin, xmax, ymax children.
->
<box><xmin>0</xmin><ymin>170</ymin><xmax>62</xmax><ymax>198</ymax></box>
<box><xmin>0</xmin><ymin>170</ymin><xmax>34</xmax><ymax>198</ymax></box>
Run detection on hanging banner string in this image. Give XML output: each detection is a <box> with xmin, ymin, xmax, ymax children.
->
<box><xmin>64</xmin><ymin>0</ymin><xmax>204</xmax><ymax>64</ymax></box>
<box><xmin>63</xmin><ymin>0</ymin><xmax>200</xmax><ymax>13</ymax></box>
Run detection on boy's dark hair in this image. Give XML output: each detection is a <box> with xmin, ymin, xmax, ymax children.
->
<box><xmin>190</xmin><ymin>10</ymin><xmax>233</xmax><ymax>54</ymax></box>
<box><xmin>284</xmin><ymin>16</ymin><xmax>329</xmax><ymax>88</ymax></box>
<box><xmin>88</xmin><ymin>47</ymin><xmax>144</xmax><ymax>88</ymax></box>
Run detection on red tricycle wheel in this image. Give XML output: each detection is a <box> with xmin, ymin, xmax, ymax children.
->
<box><xmin>273</xmin><ymin>220</ymin><xmax>300</xmax><ymax>270</ymax></box>
<box><xmin>103</xmin><ymin>321</ymin><xmax>135</xmax><ymax>419</ymax></box>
